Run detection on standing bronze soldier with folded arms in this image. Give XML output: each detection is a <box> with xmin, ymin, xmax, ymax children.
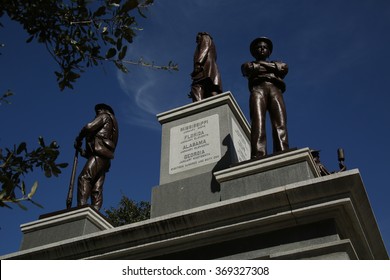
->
<box><xmin>242</xmin><ymin>37</ymin><xmax>289</xmax><ymax>159</ymax></box>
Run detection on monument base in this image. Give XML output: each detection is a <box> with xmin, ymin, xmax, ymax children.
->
<box><xmin>2</xmin><ymin>169</ymin><xmax>387</xmax><ymax>260</ymax></box>
<box><xmin>152</xmin><ymin>92</ymin><xmax>252</xmax><ymax>217</ymax></box>
<box><xmin>152</xmin><ymin>148</ymin><xmax>320</xmax><ymax>217</ymax></box>
<box><xmin>19</xmin><ymin>206</ymin><xmax>113</xmax><ymax>250</ymax></box>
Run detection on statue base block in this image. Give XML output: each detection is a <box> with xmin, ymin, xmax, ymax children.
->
<box><xmin>215</xmin><ymin>147</ymin><xmax>320</xmax><ymax>200</ymax></box>
<box><xmin>19</xmin><ymin>206</ymin><xmax>113</xmax><ymax>250</ymax></box>
<box><xmin>152</xmin><ymin>148</ymin><xmax>321</xmax><ymax>217</ymax></box>
<box><xmin>3</xmin><ymin>169</ymin><xmax>387</xmax><ymax>260</ymax></box>
<box><xmin>152</xmin><ymin>92</ymin><xmax>251</xmax><ymax>217</ymax></box>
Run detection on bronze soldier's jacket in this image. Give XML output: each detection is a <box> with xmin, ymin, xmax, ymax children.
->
<box><xmin>80</xmin><ymin>111</ymin><xmax>118</xmax><ymax>159</ymax></box>
<box><xmin>191</xmin><ymin>33</ymin><xmax>222</xmax><ymax>92</ymax></box>
<box><xmin>242</xmin><ymin>61</ymin><xmax>288</xmax><ymax>93</ymax></box>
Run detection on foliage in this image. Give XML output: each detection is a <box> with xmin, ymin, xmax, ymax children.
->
<box><xmin>0</xmin><ymin>0</ymin><xmax>178</xmax><ymax>91</ymax></box>
<box><xmin>0</xmin><ymin>90</ymin><xmax>13</xmax><ymax>105</ymax></box>
<box><xmin>104</xmin><ymin>195</ymin><xmax>150</xmax><ymax>226</ymax></box>
<box><xmin>0</xmin><ymin>137</ymin><xmax>68</xmax><ymax>210</ymax></box>
<box><xmin>0</xmin><ymin>41</ymin><xmax>4</xmax><ymax>55</ymax></box>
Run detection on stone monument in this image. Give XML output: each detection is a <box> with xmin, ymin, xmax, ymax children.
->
<box><xmin>1</xmin><ymin>37</ymin><xmax>387</xmax><ymax>260</ymax></box>
<box><xmin>151</xmin><ymin>91</ymin><xmax>251</xmax><ymax>217</ymax></box>
<box><xmin>1</xmin><ymin>91</ymin><xmax>388</xmax><ymax>260</ymax></box>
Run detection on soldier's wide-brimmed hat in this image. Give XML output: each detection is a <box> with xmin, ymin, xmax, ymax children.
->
<box><xmin>250</xmin><ymin>37</ymin><xmax>273</xmax><ymax>57</ymax></box>
<box><xmin>95</xmin><ymin>103</ymin><xmax>115</xmax><ymax>115</ymax></box>
<box><xmin>310</xmin><ymin>149</ymin><xmax>321</xmax><ymax>157</ymax></box>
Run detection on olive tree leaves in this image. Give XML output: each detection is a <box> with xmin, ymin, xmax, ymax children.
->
<box><xmin>0</xmin><ymin>137</ymin><xmax>68</xmax><ymax>209</ymax></box>
<box><xmin>0</xmin><ymin>91</ymin><xmax>13</xmax><ymax>105</ymax></box>
<box><xmin>1</xmin><ymin>0</ymin><xmax>178</xmax><ymax>91</ymax></box>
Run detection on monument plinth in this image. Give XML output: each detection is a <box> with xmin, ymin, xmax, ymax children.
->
<box><xmin>19</xmin><ymin>206</ymin><xmax>113</xmax><ymax>250</ymax></box>
<box><xmin>2</xmin><ymin>168</ymin><xmax>388</xmax><ymax>260</ymax></box>
<box><xmin>215</xmin><ymin>147</ymin><xmax>320</xmax><ymax>200</ymax></box>
<box><xmin>151</xmin><ymin>91</ymin><xmax>251</xmax><ymax>217</ymax></box>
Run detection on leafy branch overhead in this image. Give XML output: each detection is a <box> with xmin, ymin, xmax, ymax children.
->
<box><xmin>0</xmin><ymin>137</ymin><xmax>68</xmax><ymax>210</ymax></box>
<box><xmin>0</xmin><ymin>91</ymin><xmax>13</xmax><ymax>105</ymax></box>
<box><xmin>1</xmin><ymin>0</ymin><xmax>178</xmax><ymax>91</ymax></box>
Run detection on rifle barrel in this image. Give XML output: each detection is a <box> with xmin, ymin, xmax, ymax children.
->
<box><xmin>66</xmin><ymin>149</ymin><xmax>78</xmax><ymax>209</ymax></box>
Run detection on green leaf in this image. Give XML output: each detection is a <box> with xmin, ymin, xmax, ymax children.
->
<box><xmin>54</xmin><ymin>71</ymin><xmax>63</xmax><ymax>79</ymax></box>
<box><xmin>21</xmin><ymin>181</ymin><xmax>26</xmax><ymax>196</ymax></box>
<box><xmin>103</xmin><ymin>35</ymin><xmax>116</xmax><ymax>45</ymax></box>
<box><xmin>118</xmin><ymin>45</ymin><xmax>127</xmax><ymax>60</ymax></box>
<box><xmin>0</xmin><ymin>90</ymin><xmax>13</xmax><ymax>105</ymax></box>
<box><xmin>16</xmin><ymin>142</ymin><xmax>27</xmax><ymax>155</ymax></box>
<box><xmin>4</xmin><ymin>91</ymin><xmax>13</xmax><ymax>98</ymax></box>
<box><xmin>57</xmin><ymin>163</ymin><xmax>69</xmax><ymax>168</ymax></box>
<box><xmin>26</xmin><ymin>35</ymin><xmax>34</xmax><ymax>43</ymax></box>
<box><xmin>120</xmin><ymin>0</ymin><xmax>139</xmax><ymax>14</ymax></box>
<box><xmin>106</xmin><ymin>48</ymin><xmax>117</xmax><ymax>59</ymax></box>
<box><xmin>51</xmin><ymin>165</ymin><xmax>61</xmax><ymax>177</ymax></box>
<box><xmin>116</xmin><ymin>37</ymin><xmax>123</xmax><ymax>50</ymax></box>
<box><xmin>109</xmin><ymin>0</ymin><xmax>121</xmax><ymax>7</ymax></box>
<box><xmin>38</xmin><ymin>136</ymin><xmax>45</xmax><ymax>147</ymax></box>
<box><xmin>93</xmin><ymin>6</ymin><xmax>106</xmax><ymax>17</ymax></box>
<box><xmin>50</xmin><ymin>141</ymin><xmax>59</xmax><ymax>148</ymax></box>
<box><xmin>44</xmin><ymin>164</ymin><xmax>52</xmax><ymax>177</ymax></box>
<box><xmin>27</xmin><ymin>181</ymin><xmax>38</xmax><ymax>199</ymax></box>
<box><xmin>0</xmin><ymin>201</ymin><xmax>12</xmax><ymax>209</ymax></box>
<box><xmin>15</xmin><ymin>201</ymin><xmax>28</xmax><ymax>211</ymax></box>
<box><xmin>30</xmin><ymin>199</ymin><xmax>44</xmax><ymax>209</ymax></box>
<box><xmin>114</xmin><ymin>61</ymin><xmax>129</xmax><ymax>73</ymax></box>
<box><xmin>0</xmin><ymin>190</ymin><xmax>7</xmax><ymax>200</ymax></box>
<box><xmin>137</xmin><ymin>8</ymin><xmax>147</xmax><ymax>18</ymax></box>
<box><xmin>67</xmin><ymin>71</ymin><xmax>81</xmax><ymax>81</ymax></box>
<box><xmin>122</xmin><ymin>26</ymin><xmax>134</xmax><ymax>43</ymax></box>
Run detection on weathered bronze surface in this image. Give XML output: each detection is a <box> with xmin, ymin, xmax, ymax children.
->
<box><xmin>66</xmin><ymin>148</ymin><xmax>79</xmax><ymax>209</ymax></box>
<box><xmin>311</xmin><ymin>149</ymin><xmax>347</xmax><ymax>176</ymax></box>
<box><xmin>242</xmin><ymin>37</ymin><xmax>289</xmax><ymax>158</ymax></box>
<box><xmin>190</xmin><ymin>32</ymin><xmax>223</xmax><ymax>102</ymax></box>
<box><xmin>337</xmin><ymin>148</ymin><xmax>347</xmax><ymax>172</ymax></box>
<box><xmin>311</xmin><ymin>150</ymin><xmax>331</xmax><ymax>176</ymax></box>
<box><xmin>73</xmin><ymin>103</ymin><xmax>119</xmax><ymax>211</ymax></box>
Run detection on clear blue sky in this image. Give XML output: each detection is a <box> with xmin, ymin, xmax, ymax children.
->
<box><xmin>1</xmin><ymin>0</ymin><xmax>389</xmax><ymax>256</ymax></box>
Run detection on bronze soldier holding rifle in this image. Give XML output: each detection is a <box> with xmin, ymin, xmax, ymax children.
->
<box><xmin>72</xmin><ymin>103</ymin><xmax>119</xmax><ymax>211</ymax></box>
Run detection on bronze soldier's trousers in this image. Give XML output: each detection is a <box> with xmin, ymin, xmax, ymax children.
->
<box><xmin>77</xmin><ymin>155</ymin><xmax>110</xmax><ymax>211</ymax></box>
<box><xmin>249</xmin><ymin>81</ymin><xmax>289</xmax><ymax>158</ymax></box>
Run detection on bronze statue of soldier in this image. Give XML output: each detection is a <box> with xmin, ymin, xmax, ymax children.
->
<box><xmin>241</xmin><ymin>37</ymin><xmax>289</xmax><ymax>159</ymax></box>
<box><xmin>311</xmin><ymin>149</ymin><xmax>347</xmax><ymax>176</ymax></box>
<box><xmin>311</xmin><ymin>149</ymin><xmax>331</xmax><ymax>176</ymax></box>
<box><xmin>190</xmin><ymin>32</ymin><xmax>223</xmax><ymax>102</ymax></box>
<box><xmin>73</xmin><ymin>103</ymin><xmax>119</xmax><ymax>211</ymax></box>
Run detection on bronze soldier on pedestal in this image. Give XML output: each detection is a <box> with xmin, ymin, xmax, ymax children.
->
<box><xmin>72</xmin><ymin>103</ymin><xmax>119</xmax><ymax>211</ymax></box>
<box><xmin>190</xmin><ymin>32</ymin><xmax>223</xmax><ymax>102</ymax></box>
<box><xmin>311</xmin><ymin>148</ymin><xmax>347</xmax><ymax>176</ymax></box>
<box><xmin>241</xmin><ymin>37</ymin><xmax>289</xmax><ymax>159</ymax></box>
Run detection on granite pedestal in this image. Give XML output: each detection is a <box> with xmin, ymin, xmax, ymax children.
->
<box><xmin>2</xmin><ymin>169</ymin><xmax>388</xmax><ymax>260</ymax></box>
<box><xmin>151</xmin><ymin>92</ymin><xmax>251</xmax><ymax>217</ymax></box>
<box><xmin>19</xmin><ymin>206</ymin><xmax>113</xmax><ymax>250</ymax></box>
